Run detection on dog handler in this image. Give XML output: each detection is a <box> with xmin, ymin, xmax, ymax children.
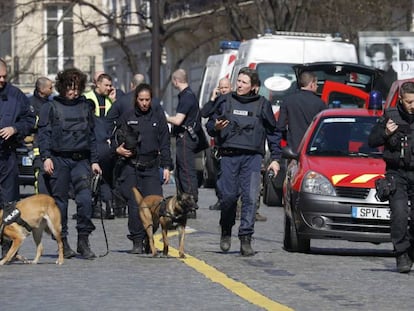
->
<box><xmin>38</xmin><ymin>68</ymin><xmax>102</xmax><ymax>260</ymax></box>
<box><xmin>112</xmin><ymin>83</ymin><xmax>173</xmax><ymax>254</ymax></box>
<box><xmin>0</xmin><ymin>58</ymin><xmax>36</xmax><ymax>258</ymax></box>
<box><xmin>206</xmin><ymin>67</ymin><xmax>281</xmax><ymax>256</ymax></box>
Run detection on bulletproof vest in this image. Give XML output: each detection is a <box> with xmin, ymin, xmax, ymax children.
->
<box><xmin>50</xmin><ymin>100</ymin><xmax>91</xmax><ymax>152</ymax></box>
<box><xmin>218</xmin><ymin>95</ymin><xmax>265</xmax><ymax>153</ymax></box>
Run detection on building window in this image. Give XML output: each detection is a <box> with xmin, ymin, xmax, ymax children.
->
<box><xmin>46</xmin><ymin>5</ymin><xmax>73</xmax><ymax>75</ymax></box>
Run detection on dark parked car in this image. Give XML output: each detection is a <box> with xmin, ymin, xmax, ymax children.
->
<box><xmin>16</xmin><ymin>139</ymin><xmax>36</xmax><ymax>186</ymax></box>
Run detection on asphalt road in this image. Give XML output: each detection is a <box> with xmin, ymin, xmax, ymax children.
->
<box><xmin>1</xmin><ymin>184</ymin><xmax>413</xmax><ymax>311</ymax></box>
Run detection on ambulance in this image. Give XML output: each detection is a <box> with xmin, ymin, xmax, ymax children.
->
<box><xmin>199</xmin><ymin>40</ymin><xmax>240</xmax><ymax>108</ymax></box>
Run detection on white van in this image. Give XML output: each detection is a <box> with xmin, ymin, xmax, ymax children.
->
<box><xmin>231</xmin><ymin>31</ymin><xmax>358</xmax><ymax>108</ymax></box>
<box><xmin>198</xmin><ymin>41</ymin><xmax>240</xmax><ymax>187</ymax></box>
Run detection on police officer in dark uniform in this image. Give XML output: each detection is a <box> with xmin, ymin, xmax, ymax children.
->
<box><xmin>112</xmin><ymin>83</ymin><xmax>172</xmax><ymax>254</ymax></box>
<box><xmin>206</xmin><ymin>67</ymin><xmax>281</xmax><ymax>256</ymax></box>
<box><xmin>166</xmin><ymin>69</ymin><xmax>201</xmax><ymax>219</ymax></box>
<box><xmin>38</xmin><ymin>68</ymin><xmax>102</xmax><ymax>260</ymax></box>
<box><xmin>0</xmin><ymin>58</ymin><xmax>36</xmax><ymax>258</ymax></box>
<box><xmin>369</xmin><ymin>81</ymin><xmax>414</xmax><ymax>273</ymax></box>
<box><xmin>29</xmin><ymin>77</ymin><xmax>54</xmax><ymax>195</ymax></box>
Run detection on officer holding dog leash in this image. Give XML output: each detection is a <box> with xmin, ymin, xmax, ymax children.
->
<box><xmin>38</xmin><ymin>68</ymin><xmax>102</xmax><ymax>260</ymax></box>
<box><xmin>369</xmin><ymin>81</ymin><xmax>414</xmax><ymax>273</ymax></box>
<box><xmin>112</xmin><ymin>83</ymin><xmax>173</xmax><ymax>254</ymax></box>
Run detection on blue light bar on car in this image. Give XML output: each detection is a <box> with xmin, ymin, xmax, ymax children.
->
<box><xmin>219</xmin><ymin>41</ymin><xmax>241</xmax><ymax>50</ymax></box>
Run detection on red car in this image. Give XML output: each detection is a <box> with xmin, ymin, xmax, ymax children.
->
<box><xmin>262</xmin><ymin>62</ymin><xmax>382</xmax><ymax>206</ymax></box>
<box><xmin>282</xmin><ymin>108</ymin><xmax>390</xmax><ymax>253</ymax></box>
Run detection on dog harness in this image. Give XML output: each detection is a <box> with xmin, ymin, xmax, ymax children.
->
<box><xmin>0</xmin><ymin>203</ymin><xmax>32</xmax><ymax>244</ymax></box>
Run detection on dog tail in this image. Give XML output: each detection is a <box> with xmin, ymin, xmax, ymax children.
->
<box><xmin>132</xmin><ymin>187</ymin><xmax>144</xmax><ymax>205</ymax></box>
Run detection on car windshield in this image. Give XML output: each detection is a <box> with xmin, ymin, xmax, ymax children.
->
<box><xmin>307</xmin><ymin>116</ymin><xmax>382</xmax><ymax>158</ymax></box>
<box><xmin>255</xmin><ymin>63</ymin><xmax>297</xmax><ymax>108</ymax></box>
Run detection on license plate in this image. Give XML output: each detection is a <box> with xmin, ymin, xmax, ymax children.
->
<box><xmin>22</xmin><ymin>156</ymin><xmax>33</xmax><ymax>166</ymax></box>
<box><xmin>351</xmin><ymin>206</ymin><xmax>390</xmax><ymax>220</ymax></box>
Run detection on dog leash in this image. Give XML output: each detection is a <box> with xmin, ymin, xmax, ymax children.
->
<box><xmin>91</xmin><ymin>173</ymin><xmax>109</xmax><ymax>257</ymax></box>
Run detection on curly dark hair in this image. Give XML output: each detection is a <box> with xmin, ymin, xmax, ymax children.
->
<box><xmin>54</xmin><ymin>68</ymin><xmax>87</xmax><ymax>96</ymax></box>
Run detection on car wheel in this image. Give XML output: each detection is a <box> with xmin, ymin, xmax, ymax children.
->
<box><xmin>283</xmin><ymin>213</ymin><xmax>310</xmax><ymax>253</ymax></box>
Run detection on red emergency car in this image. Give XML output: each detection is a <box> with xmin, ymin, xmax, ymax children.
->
<box><xmin>281</xmin><ymin>108</ymin><xmax>390</xmax><ymax>253</ymax></box>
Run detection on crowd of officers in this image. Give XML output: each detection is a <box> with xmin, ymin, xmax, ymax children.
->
<box><xmin>2</xmin><ymin>60</ymin><xmax>412</xmax><ymax>273</ymax></box>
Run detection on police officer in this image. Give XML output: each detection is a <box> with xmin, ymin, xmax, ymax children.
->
<box><xmin>112</xmin><ymin>83</ymin><xmax>172</xmax><ymax>254</ymax></box>
<box><xmin>369</xmin><ymin>81</ymin><xmax>414</xmax><ymax>273</ymax></box>
<box><xmin>206</xmin><ymin>67</ymin><xmax>281</xmax><ymax>256</ymax></box>
<box><xmin>0</xmin><ymin>58</ymin><xmax>35</xmax><ymax>258</ymax></box>
<box><xmin>84</xmin><ymin>73</ymin><xmax>115</xmax><ymax>219</ymax></box>
<box><xmin>28</xmin><ymin>77</ymin><xmax>54</xmax><ymax>195</ymax></box>
<box><xmin>166</xmin><ymin>69</ymin><xmax>201</xmax><ymax>219</ymax></box>
<box><xmin>38</xmin><ymin>68</ymin><xmax>102</xmax><ymax>260</ymax></box>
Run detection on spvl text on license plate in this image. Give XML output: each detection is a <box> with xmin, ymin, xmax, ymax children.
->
<box><xmin>22</xmin><ymin>156</ymin><xmax>33</xmax><ymax>166</ymax></box>
<box><xmin>351</xmin><ymin>206</ymin><xmax>390</xmax><ymax>220</ymax></box>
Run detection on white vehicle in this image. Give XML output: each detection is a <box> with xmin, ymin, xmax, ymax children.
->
<box><xmin>230</xmin><ymin>31</ymin><xmax>358</xmax><ymax>206</ymax></box>
<box><xmin>198</xmin><ymin>41</ymin><xmax>240</xmax><ymax>187</ymax></box>
<box><xmin>231</xmin><ymin>31</ymin><xmax>358</xmax><ymax>108</ymax></box>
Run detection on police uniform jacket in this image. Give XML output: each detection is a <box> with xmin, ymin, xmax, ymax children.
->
<box><xmin>37</xmin><ymin>95</ymin><xmax>99</xmax><ymax>163</ymax></box>
<box><xmin>206</xmin><ymin>92</ymin><xmax>282</xmax><ymax>160</ymax></box>
<box><xmin>276</xmin><ymin>89</ymin><xmax>326</xmax><ymax>152</ymax></box>
<box><xmin>112</xmin><ymin>104</ymin><xmax>173</xmax><ymax>170</ymax></box>
<box><xmin>369</xmin><ymin>101</ymin><xmax>414</xmax><ymax>170</ymax></box>
<box><xmin>0</xmin><ymin>82</ymin><xmax>35</xmax><ymax>148</ymax></box>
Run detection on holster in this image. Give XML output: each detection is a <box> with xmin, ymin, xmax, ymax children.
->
<box><xmin>375</xmin><ymin>176</ymin><xmax>396</xmax><ymax>202</ymax></box>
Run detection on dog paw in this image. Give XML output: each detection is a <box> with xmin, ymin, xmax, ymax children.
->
<box><xmin>179</xmin><ymin>253</ymin><xmax>186</xmax><ymax>259</ymax></box>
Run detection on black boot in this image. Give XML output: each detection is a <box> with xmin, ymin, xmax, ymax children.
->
<box><xmin>62</xmin><ymin>237</ymin><xmax>77</xmax><ymax>259</ymax></box>
<box><xmin>105</xmin><ymin>200</ymin><xmax>115</xmax><ymax>219</ymax></box>
<box><xmin>240</xmin><ymin>235</ymin><xmax>255</xmax><ymax>256</ymax></box>
<box><xmin>128</xmin><ymin>238</ymin><xmax>143</xmax><ymax>254</ymax></box>
<box><xmin>220</xmin><ymin>227</ymin><xmax>232</xmax><ymax>252</ymax></box>
<box><xmin>77</xmin><ymin>235</ymin><xmax>96</xmax><ymax>260</ymax></box>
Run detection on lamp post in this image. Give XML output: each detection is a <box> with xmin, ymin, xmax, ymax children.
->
<box><xmin>150</xmin><ymin>0</ymin><xmax>160</xmax><ymax>99</ymax></box>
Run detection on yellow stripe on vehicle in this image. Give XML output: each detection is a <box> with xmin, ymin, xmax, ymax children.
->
<box><xmin>331</xmin><ymin>174</ymin><xmax>349</xmax><ymax>185</ymax></box>
<box><xmin>154</xmin><ymin>230</ymin><xmax>293</xmax><ymax>311</ymax></box>
<box><xmin>350</xmin><ymin>174</ymin><xmax>383</xmax><ymax>183</ymax></box>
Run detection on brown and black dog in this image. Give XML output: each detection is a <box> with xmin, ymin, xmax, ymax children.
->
<box><xmin>132</xmin><ymin>187</ymin><xmax>196</xmax><ymax>258</ymax></box>
<box><xmin>0</xmin><ymin>194</ymin><xmax>64</xmax><ymax>265</ymax></box>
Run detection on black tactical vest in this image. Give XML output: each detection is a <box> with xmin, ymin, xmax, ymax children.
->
<box><xmin>50</xmin><ymin>100</ymin><xmax>90</xmax><ymax>152</ymax></box>
<box><xmin>219</xmin><ymin>95</ymin><xmax>265</xmax><ymax>153</ymax></box>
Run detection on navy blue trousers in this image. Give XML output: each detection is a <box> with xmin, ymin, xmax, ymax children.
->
<box><xmin>218</xmin><ymin>153</ymin><xmax>262</xmax><ymax>237</ymax></box>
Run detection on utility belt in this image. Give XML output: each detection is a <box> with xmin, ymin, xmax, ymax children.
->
<box><xmin>219</xmin><ymin>148</ymin><xmax>258</xmax><ymax>157</ymax></box>
<box><xmin>52</xmin><ymin>151</ymin><xmax>90</xmax><ymax>161</ymax></box>
<box><xmin>128</xmin><ymin>154</ymin><xmax>160</xmax><ymax>170</ymax></box>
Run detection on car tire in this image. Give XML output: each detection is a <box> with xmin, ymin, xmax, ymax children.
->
<box><xmin>283</xmin><ymin>213</ymin><xmax>310</xmax><ymax>253</ymax></box>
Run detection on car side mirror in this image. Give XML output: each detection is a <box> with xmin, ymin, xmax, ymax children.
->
<box><xmin>282</xmin><ymin>146</ymin><xmax>299</xmax><ymax>160</ymax></box>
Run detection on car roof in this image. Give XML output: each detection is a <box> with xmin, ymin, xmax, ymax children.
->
<box><xmin>316</xmin><ymin>108</ymin><xmax>382</xmax><ymax>118</ymax></box>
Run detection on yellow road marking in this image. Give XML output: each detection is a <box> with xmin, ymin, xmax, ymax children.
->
<box><xmin>154</xmin><ymin>230</ymin><xmax>294</xmax><ymax>311</ymax></box>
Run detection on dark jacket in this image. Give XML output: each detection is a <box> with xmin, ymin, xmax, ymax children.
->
<box><xmin>276</xmin><ymin>89</ymin><xmax>326</xmax><ymax>152</ymax></box>
<box><xmin>206</xmin><ymin>92</ymin><xmax>281</xmax><ymax>159</ymax></box>
<box><xmin>369</xmin><ymin>102</ymin><xmax>414</xmax><ymax>169</ymax></box>
<box><xmin>38</xmin><ymin>95</ymin><xmax>99</xmax><ymax>163</ymax></box>
<box><xmin>0</xmin><ymin>83</ymin><xmax>35</xmax><ymax>148</ymax></box>
<box><xmin>112</xmin><ymin>105</ymin><xmax>173</xmax><ymax>170</ymax></box>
